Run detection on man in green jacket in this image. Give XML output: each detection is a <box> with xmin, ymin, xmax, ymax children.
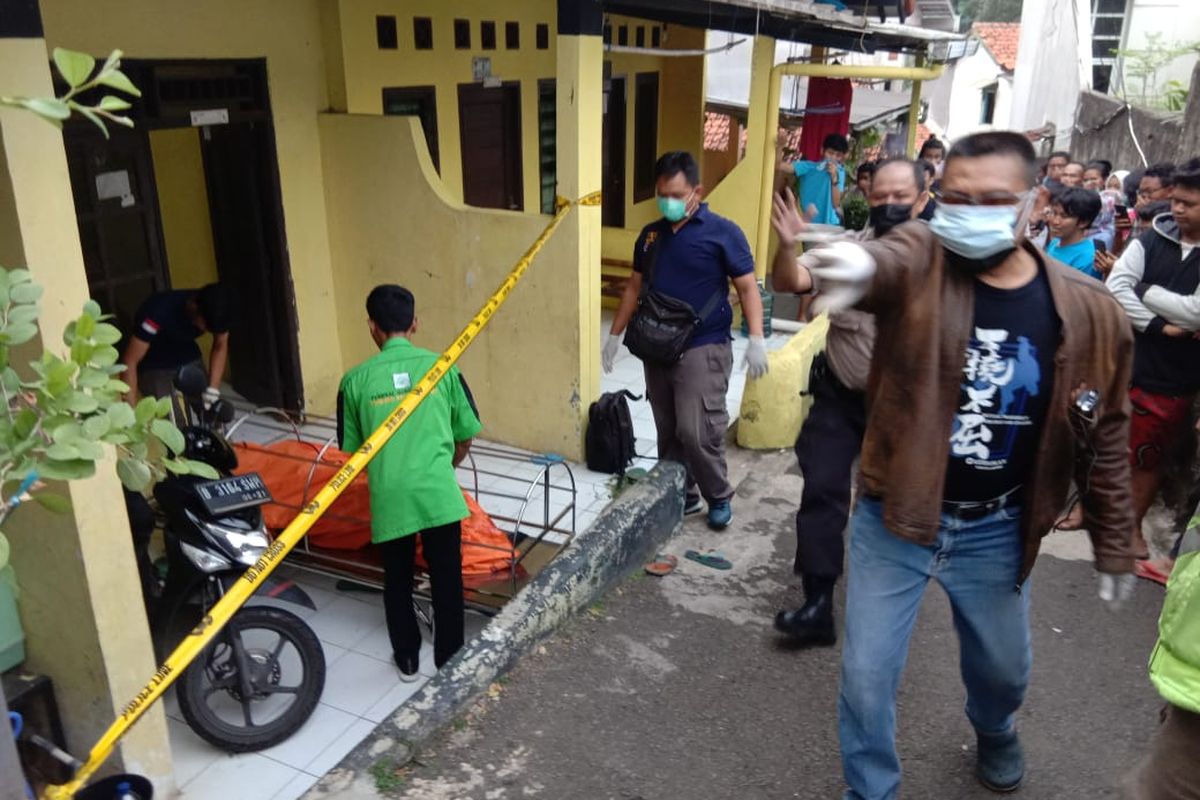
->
<box><xmin>1131</xmin><ymin>520</ymin><xmax>1200</xmax><ymax>798</ymax></box>
<box><xmin>338</xmin><ymin>285</ymin><xmax>482</xmax><ymax>680</ymax></box>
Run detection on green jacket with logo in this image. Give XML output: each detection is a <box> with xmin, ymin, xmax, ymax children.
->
<box><xmin>1149</xmin><ymin>520</ymin><xmax>1200</xmax><ymax>713</ymax></box>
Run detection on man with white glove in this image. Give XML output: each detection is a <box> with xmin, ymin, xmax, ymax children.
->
<box><xmin>800</xmin><ymin>133</ymin><xmax>1136</xmax><ymax>799</ymax></box>
<box><xmin>603</xmin><ymin>151</ymin><xmax>765</xmax><ymax>530</ymax></box>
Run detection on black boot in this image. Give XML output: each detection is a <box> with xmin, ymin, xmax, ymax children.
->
<box><xmin>774</xmin><ymin>575</ymin><xmax>836</xmax><ymax>646</ymax></box>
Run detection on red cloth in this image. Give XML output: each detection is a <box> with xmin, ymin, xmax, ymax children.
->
<box><xmin>1128</xmin><ymin>387</ymin><xmax>1194</xmax><ymax>470</ymax></box>
<box><xmin>797</xmin><ymin>78</ymin><xmax>853</xmax><ymax>162</ymax></box>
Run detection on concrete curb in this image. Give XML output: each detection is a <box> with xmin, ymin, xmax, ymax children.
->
<box><xmin>305</xmin><ymin>461</ymin><xmax>686</xmax><ymax>798</ymax></box>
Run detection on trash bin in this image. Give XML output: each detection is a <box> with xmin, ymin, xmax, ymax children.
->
<box><xmin>74</xmin><ymin>774</ymin><xmax>153</xmax><ymax>800</ymax></box>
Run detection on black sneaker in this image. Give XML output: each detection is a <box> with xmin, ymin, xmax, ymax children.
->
<box><xmin>683</xmin><ymin>495</ymin><xmax>704</xmax><ymax>515</ymax></box>
<box><xmin>394</xmin><ymin>654</ymin><xmax>421</xmax><ymax>683</ymax></box>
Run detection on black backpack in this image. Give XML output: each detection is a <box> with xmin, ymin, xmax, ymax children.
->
<box><xmin>586</xmin><ymin>391</ymin><xmax>639</xmax><ymax>475</ymax></box>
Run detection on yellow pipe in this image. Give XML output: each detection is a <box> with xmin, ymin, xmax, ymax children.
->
<box><xmin>906</xmin><ymin>56</ymin><xmax>926</xmax><ymax>156</ymax></box>
<box><xmin>754</xmin><ymin>61</ymin><xmax>945</xmax><ymax>277</ymax></box>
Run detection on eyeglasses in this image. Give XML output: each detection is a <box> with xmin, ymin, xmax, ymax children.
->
<box><xmin>933</xmin><ymin>190</ymin><xmax>1025</xmax><ymax>206</ymax></box>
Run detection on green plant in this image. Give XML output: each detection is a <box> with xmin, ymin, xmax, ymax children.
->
<box><xmin>1163</xmin><ymin>79</ymin><xmax>1188</xmax><ymax>112</ymax></box>
<box><xmin>370</xmin><ymin>760</ymin><xmax>408</xmax><ymax>793</ymax></box>
<box><xmin>1</xmin><ymin>48</ymin><xmax>140</xmax><ymax>137</ymax></box>
<box><xmin>841</xmin><ymin>193</ymin><xmax>870</xmax><ymax>232</ymax></box>
<box><xmin>1113</xmin><ymin>34</ymin><xmax>1200</xmax><ymax>109</ymax></box>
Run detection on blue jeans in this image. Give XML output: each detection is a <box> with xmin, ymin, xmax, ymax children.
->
<box><xmin>839</xmin><ymin>497</ymin><xmax>1032</xmax><ymax>800</ymax></box>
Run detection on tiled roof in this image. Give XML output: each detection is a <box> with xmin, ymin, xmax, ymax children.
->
<box><xmin>973</xmin><ymin>22</ymin><xmax>1020</xmax><ymax>72</ymax></box>
<box><xmin>704</xmin><ymin>112</ymin><xmax>733</xmax><ymax>151</ymax></box>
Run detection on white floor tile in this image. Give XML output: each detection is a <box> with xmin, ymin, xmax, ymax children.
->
<box><xmin>303</xmin><ymin>718</ymin><xmax>378</xmax><ymax>776</ymax></box>
<box><xmin>182</xmin><ymin>752</ymin><xmax>299</xmax><ymax>800</ymax></box>
<box><xmin>361</xmin><ymin>677</ymin><xmax>428</xmax><ymax>724</ymax></box>
<box><xmin>321</xmin><ymin>651</ymin><xmax>403</xmax><ymax>717</ymax></box>
<box><xmin>259</xmin><ymin>702</ymin><xmax>358</xmax><ymax>771</ymax></box>
<box><xmin>305</xmin><ymin>595</ymin><xmax>387</xmax><ymax>650</ymax></box>
<box><xmin>271</xmin><ymin>772</ymin><xmax>319</xmax><ymax>800</ymax></box>
<box><xmin>167</xmin><ymin>718</ymin><xmax>222</xmax><ymax>788</ymax></box>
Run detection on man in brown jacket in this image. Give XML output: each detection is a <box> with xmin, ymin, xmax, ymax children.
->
<box><xmin>798</xmin><ymin>132</ymin><xmax>1137</xmax><ymax>799</ymax></box>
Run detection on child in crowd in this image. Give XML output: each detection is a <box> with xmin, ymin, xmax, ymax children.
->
<box><xmin>1046</xmin><ymin>187</ymin><xmax>1102</xmax><ymax>279</ymax></box>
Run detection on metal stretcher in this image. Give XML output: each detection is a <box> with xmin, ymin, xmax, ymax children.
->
<box><xmin>225</xmin><ymin>406</ymin><xmax>578</xmax><ymax>617</ymax></box>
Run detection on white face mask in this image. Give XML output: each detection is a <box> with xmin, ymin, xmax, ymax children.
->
<box><xmin>929</xmin><ymin>192</ymin><xmax>1034</xmax><ymax>259</ymax></box>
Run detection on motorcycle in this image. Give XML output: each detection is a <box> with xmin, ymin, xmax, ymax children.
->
<box><xmin>150</xmin><ymin>364</ymin><xmax>325</xmax><ymax>752</ymax></box>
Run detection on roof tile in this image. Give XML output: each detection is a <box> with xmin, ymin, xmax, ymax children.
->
<box><xmin>972</xmin><ymin>22</ymin><xmax>1020</xmax><ymax>72</ymax></box>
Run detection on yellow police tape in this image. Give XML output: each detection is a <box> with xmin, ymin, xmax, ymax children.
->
<box><xmin>42</xmin><ymin>191</ymin><xmax>602</xmax><ymax>800</ymax></box>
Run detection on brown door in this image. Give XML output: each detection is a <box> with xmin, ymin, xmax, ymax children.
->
<box><xmin>64</xmin><ymin>128</ymin><xmax>170</xmax><ymax>343</ymax></box>
<box><xmin>601</xmin><ymin>76</ymin><xmax>627</xmax><ymax>228</ymax></box>
<box><xmin>200</xmin><ymin>121</ymin><xmax>303</xmax><ymax>410</ymax></box>
<box><xmin>458</xmin><ymin>83</ymin><xmax>523</xmax><ymax>210</ymax></box>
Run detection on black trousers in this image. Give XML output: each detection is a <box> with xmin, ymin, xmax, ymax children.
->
<box><xmin>793</xmin><ymin>353</ymin><xmax>867</xmax><ymax>580</ymax></box>
<box><xmin>379</xmin><ymin>521</ymin><xmax>465</xmax><ymax>669</ymax></box>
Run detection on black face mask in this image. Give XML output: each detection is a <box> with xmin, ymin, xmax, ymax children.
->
<box><xmin>869</xmin><ymin>204</ymin><xmax>914</xmax><ymax>236</ymax></box>
<box><xmin>944</xmin><ymin>247</ymin><xmax>1016</xmax><ymax>276</ymax></box>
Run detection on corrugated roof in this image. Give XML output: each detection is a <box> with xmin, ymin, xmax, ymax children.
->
<box><xmin>972</xmin><ymin>22</ymin><xmax>1020</xmax><ymax>72</ymax></box>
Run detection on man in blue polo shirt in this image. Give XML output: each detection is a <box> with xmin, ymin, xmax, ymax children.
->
<box><xmin>602</xmin><ymin>151</ymin><xmax>768</xmax><ymax>530</ymax></box>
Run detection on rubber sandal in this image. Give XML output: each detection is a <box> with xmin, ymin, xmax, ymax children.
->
<box><xmin>684</xmin><ymin>549</ymin><xmax>732</xmax><ymax>571</ymax></box>
<box><xmin>1134</xmin><ymin>559</ymin><xmax>1172</xmax><ymax>587</ymax></box>
<box><xmin>644</xmin><ymin>554</ymin><xmax>678</xmax><ymax>577</ymax></box>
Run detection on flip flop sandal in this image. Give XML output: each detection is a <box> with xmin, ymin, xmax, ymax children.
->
<box><xmin>684</xmin><ymin>549</ymin><xmax>733</xmax><ymax>571</ymax></box>
<box><xmin>644</xmin><ymin>554</ymin><xmax>678</xmax><ymax>577</ymax></box>
<box><xmin>1135</xmin><ymin>559</ymin><xmax>1171</xmax><ymax>587</ymax></box>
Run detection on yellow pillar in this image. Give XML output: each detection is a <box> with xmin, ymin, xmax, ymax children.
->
<box><xmin>0</xmin><ymin>27</ymin><xmax>174</xmax><ymax>793</ymax></box>
<box><xmin>557</xmin><ymin>0</ymin><xmax>603</xmax><ymax>447</ymax></box>
<box><xmin>744</xmin><ymin>35</ymin><xmax>776</xmax><ymax>264</ymax></box>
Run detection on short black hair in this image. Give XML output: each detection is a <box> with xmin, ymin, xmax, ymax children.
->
<box><xmin>875</xmin><ymin>156</ymin><xmax>926</xmax><ymax>193</ymax></box>
<box><xmin>1124</xmin><ymin>169</ymin><xmax>1143</xmax><ymax>206</ymax></box>
<box><xmin>1173</xmin><ymin>158</ymin><xmax>1200</xmax><ymax>192</ymax></box>
<box><xmin>366</xmin><ymin>284</ymin><xmax>415</xmax><ymax>334</ymax></box>
<box><xmin>1052</xmin><ymin>187</ymin><xmax>1102</xmax><ymax>227</ymax></box>
<box><xmin>856</xmin><ymin>161</ymin><xmax>877</xmax><ymax>179</ymax></box>
<box><xmin>1066</xmin><ymin>161</ymin><xmax>1086</xmax><ymax>171</ymax></box>
<box><xmin>653</xmin><ymin>151</ymin><xmax>700</xmax><ymax>186</ymax></box>
<box><xmin>1144</xmin><ymin>162</ymin><xmax>1176</xmax><ymax>187</ymax></box>
<box><xmin>822</xmin><ymin>133</ymin><xmax>850</xmax><ymax>154</ymax></box>
<box><xmin>946</xmin><ymin>131</ymin><xmax>1039</xmax><ymax>186</ymax></box>
<box><xmin>1085</xmin><ymin>159</ymin><xmax>1112</xmax><ymax>178</ymax></box>
<box><xmin>195</xmin><ymin>283</ymin><xmax>233</xmax><ymax>334</ymax></box>
<box><xmin>918</xmin><ymin>158</ymin><xmax>936</xmax><ymax>179</ymax></box>
<box><xmin>918</xmin><ymin>137</ymin><xmax>945</xmax><ymax>158</ymax></box>
<box><xmin>1048</xmin><ymin>150</ymin><xmax>1071</xmax><ymax>163</ymax></box>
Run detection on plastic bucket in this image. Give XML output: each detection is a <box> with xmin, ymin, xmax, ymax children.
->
<box><xmin>74</xmin><ymin>774</ymin><xmax>154</xmax><ymax>800</ymax></box>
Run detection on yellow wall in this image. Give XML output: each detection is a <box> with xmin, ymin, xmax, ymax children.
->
<box><xmin>320</xmin><ymin>115</ymin><xmax>588</xmax><ymax>457</ymax></box>
<box><xmin>148</xmin><ymin>127</ymin><xmax>223</xmax><ymax>369</ymax></box>
<box><xmin>41</xmin><ymin>0</ymin><xmax>346</xmax><ymax>411</ymax></box>
<box><xmin>332</xmin><ymin>2</ymin><xmax>705</xmax><ymax>227</ymax></box>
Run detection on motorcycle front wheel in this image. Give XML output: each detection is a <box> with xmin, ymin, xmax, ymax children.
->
<box><xmin>177</xmin><ymin>605</ymin><xmax>325</xmax><ymax>752</ymax></box>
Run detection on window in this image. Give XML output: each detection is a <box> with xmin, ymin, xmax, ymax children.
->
<box><xmin>636</xmin><ymin>26</ymin><xmax>645</xmax><ymax>47</ymax></box>
<box><xmin>454</xmin><ymin>19</ymin><xmax>471</xmax><ymax>49</ymax></box>
<box><xmin>538</xmin><ymin>80</ymin><xmax>557</xmax><ymax>214</ymax></box>
<box><xmin>618</xmin><ymin>25</ymin><xmax>628</xmax><ymax>46</ymax></box>
<box><xmin>1093</xmin><ymin>64</ymin><xmax>1114</xmax><ymax>94</ymax></box>
<box><xmin>506</xmin><ymin>21</ymin><xmax>520</xmax><ymax>49</ymax></box>
<box><xmin>536</xmin><ymin>23</ymin><xmax>550</xmax><ymax>50</ymax></box>
<box><xmin>633</xmin><ymin>72</ymin><xmax>659</xmax><ymax>203</ymax></box>
<box><xmin>980</xmin><ymin>83</ymin><xmax>998</xmax><ymax>125</ymax></box>
<box><xmin>383</xmin><ymin>86</ymin><xmax>440</xmax><ymax>172</ymax></box>
<box><xmin>481</xmin><ymin>21</ymin><xmax>497</xmax><ymax>50</ymax></box>
<box><xmin>603</xmin><ymin>23</ymin><xmax>612</xmax><ymax>45</ymax></box>
<box><xmin>412</xmin><ymin>17</ymin><xmax>433</xmax><ymax>50</ymax></box>
<box><xmin>376</xmin><ymin>15</ymin><xmax>398</xmax><ymax>50</ymax></box>
<box><xmin>1090</xmin><ymin>0</ymin><xmax>1129</xmax><ymax>94</ymax></box>
<box><xmin>651</xmin><ymin>27</ymin><xmax>661</xmax><ymax>48</ymax></box>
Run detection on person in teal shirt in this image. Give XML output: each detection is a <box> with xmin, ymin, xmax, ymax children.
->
<box><xmin>1046</xmin><ymin>187</ymin><xmax>1102</xmax><ymax>279</ymax></box>
<box><xmin>779</xmin><ymin>133</ymin><xmax>849</xmax><ymax>226</ymax></box>
<box><xmin>338</xmin><ymin>285</ymin><xmax>482</xmax><ymax>679</ymax></box>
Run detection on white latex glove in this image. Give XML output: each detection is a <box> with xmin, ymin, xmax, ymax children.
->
<box><xmin>1098</xmin><ymin>572</ymin><xmax>1136</xmax><ymax>611</ymax></box>
<box><xmin>202</xmin><ymin>386</ymin><xmax>220</xmax><ymax>411</ymax></box>
<box><xmin>601</xmin><ymin>333</ymin><xmax>621</xmax><ymax>374</ymax></box>
<box><xmin>802</xmin><ymin>240</ymin><xmax>877</xmax><ymax>315</ymax></box>
<box><xmin>745</xmin><ymin>335</ymin><xmax>769</xmax><ymax>380</ymax></box>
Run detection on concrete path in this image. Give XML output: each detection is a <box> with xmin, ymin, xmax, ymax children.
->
<box><xmin>375</xmin><ymin>447</ymin><xmax>1166</xmax><ymax>800</ymax></box>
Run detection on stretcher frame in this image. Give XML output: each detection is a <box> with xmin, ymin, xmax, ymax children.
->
<box><xmin>225</xmin><ymin>407</ymin><xmax>578</xmax><ymax>617</ymax></box>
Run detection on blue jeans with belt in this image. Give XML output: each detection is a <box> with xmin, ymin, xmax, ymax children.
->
<box><xmin>839</xmin><ymin>496</ymin><xmax>1032</xmax><ymax>800</ymax></box>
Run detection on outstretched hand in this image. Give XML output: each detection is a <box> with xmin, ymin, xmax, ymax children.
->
<box><xmin>771</xmin><ymin>188</ymin><xmax>809</xmax><ymax>247</ymax></box>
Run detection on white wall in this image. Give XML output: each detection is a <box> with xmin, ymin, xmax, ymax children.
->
<box><xmin>1118</xmin><ymin>0</ymin><xmax>1200</xmax><ymax>95</ymax></box>
<box><xmin>1009</xmin><ymin>0</ymin><xmax>1092</xmax><ymax>151</ymax></box>
<box><xmin>924</xmin><ymin>47</ymin><xmax>1012</xmax><ymax>141</ymax></box>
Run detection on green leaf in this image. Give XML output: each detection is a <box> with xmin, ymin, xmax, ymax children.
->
<box><xmin>15</xmin><ymin>97</ymin><xmax>70</xmax><ymax>122</ymax></box>
<box><xmin>1</xmin><ymin>322</ymin><xmax>37</xmax><ymax>346</ymax></box>
<box><xmin>51</xmin><ymin>421</ymin><xmax>83</xmax><ymax>443</ymax></box>
<box><xmin>65</xmin><ymin>392</ymin><xmax>99</xmax><ymax>414</ymax></box>
<box><xmin>7</xmin><ymin>270</ymin><xmax>31</xmax><ymax>285</ymax></box>
<box><xmin>82</xmin><ymin>299</ymin><xmax>102</xmax><ymax>318</ymax></box>
<box><xmin>10</xmin><ymin>282</ymin><xmax>42</xmax><ymax>304</ymax></box>
<box><xmin>185</xmin><ymin>459</ymin><xmax>220</xmax><ymax>480</ymax></box>
<box><xmin>52</xmin><ymin>48</ymin><xmax>96</xmax><ymax>88</ymax></box>
<box><xmin>97</xmin><ymin>95</ymin><xmax>131</xmax><ymax>112</ymax></box>
<box><xmin>83</xmin><ymin>414</ymin><xmax>111</xmax><ymax>439</ymax></box>
<box><xmin>104</xmin><ymin>379</ymin><xmax>130</xmax><ymax>394</ymax></box>
<box><xmin>1</xmin><ymin>368</ymin><xmax>19</xmax><ymax>394</ymax></box>
<box><xmin>70</xmin><ymin>340</ymin><xmax>97</xmax><ymax>366</ymax></box>
<box><xmin>151</xmin><ymin>418</ymin><xmax>186</xmax><ymax>455</ymax></box>
<box><xmin>44</xmin><ymin>441</ymin><xmax>80</xmax><ymax>460</ymax></box>
<box><xmin>78</xmin><ymin>367</ymin><xmax>109</xmax><ymax>389</ymax></box>
<box><xmin>38</xmin><ymin>458</ymin><xmax>94</xmax><ymax>481</ymax></box>
<box><xmin>74</xmin><ymin>312</ymin><xmax>96</xmax><ymax>340</ymax></box>
<box><xmin>134</xmin><ymin>397</ymin><xmax>158</xmax><ymax>425</ymax></box>
<box><xmin>126</xmin><ymin>441</ymin><xmax>148</xmax><ymax>460</ymax></box>
<box><xmin>106</xmin><ymin>402</ymin><xmax>136</xmax><ymax>429</ymax></box>
<box><xmin>7</xmin><ymin>304</ymin><xmax>40</xmax><ymax>325</ymax></box>
<box><xmin>74</xmin><ymin>439</ymin><xmax>104</xmax><ymax>460</ymax></box>
<box><xmin>92</xmin><ymin>346</ymin><xmax>119</xmax><ymax>367</ymax></box>
<box><xmin>33</xmin><ymin>492</ymin><xmax>72</xmax><ymax>514</ymax></box>
<box><xmin>12</xmin><ymin>408</ymin><xmax>36</xmax><ymax>441</ymax></box>
<box><xmin>0</xmin><ymin>535</ymin><xmax>8</xmax><ymax>575</ymax></box>
<box><xmin>116</xmin><ymin>457</ymin><xmax>152</xmax><ymax>491</ymax></box>
<box><xmin>162</xmin><ymin>457</ymin><xmax>188</xmax><ymax>475</ymax></box>
<box><xmin>156</xmin><ymin>397</ymin><xmax>173</xmax><ymax>418</ymax></box>
<box><xmin>95</xmin><ymin>68</ymin><xmax>141</xmax><ymax>97</ymax></box>
<box><xmin>91</xmin><ymin>323</ymin><xmax>122</xmax><ymax>345</ymax></box>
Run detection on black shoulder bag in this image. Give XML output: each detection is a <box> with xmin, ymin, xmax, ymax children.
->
<box><xmin>623</xmin><ymin>233</ymin><xmax>725</xmax><ymax>365</ymax></box>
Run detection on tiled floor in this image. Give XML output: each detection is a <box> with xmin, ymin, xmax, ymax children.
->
<box><xmin>170</xmin><ymin>320</ymin><xmax>793</xmax><ymax>797</ymax></box>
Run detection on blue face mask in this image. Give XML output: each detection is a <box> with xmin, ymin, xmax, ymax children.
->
<box><xmin>657</xmin><ymin>192</ymin><xmax>694</xmax><ymax>223</ymax></box>
<box><xmin>929</xmin><ymin>201</ymin><xmax>1023</xmax><ymax>260</ymax></box>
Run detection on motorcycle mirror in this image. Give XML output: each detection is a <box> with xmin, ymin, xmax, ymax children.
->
<box><xmin>215</xmin><ymin>400</ymin><xmax>236</xmax><ymax>424</ymax></box>
<box><xmin>174</xmin><ymin>363</ymin><xmax>208</xmax><ymax>397</ymax></box>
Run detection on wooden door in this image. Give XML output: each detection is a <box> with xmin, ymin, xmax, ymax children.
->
<box><xmin>458</xmin><ymin>83</ymin><xmax>524</xmax><ymax>211</ymax></box>
<box><xmin>601</xmin><ymin>76</ymin><xmax>627</xmax><ymax>228</ymax></box>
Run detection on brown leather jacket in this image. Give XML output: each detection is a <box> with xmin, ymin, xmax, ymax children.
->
<box><xmin>856</xmin><ymin>222</ymin><xmax>1135</xmax><ymax>583</ymax></box>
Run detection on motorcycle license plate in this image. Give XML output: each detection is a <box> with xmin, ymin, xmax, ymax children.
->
<box><xmin>195</xmin><ymin>473</ymin><xmax>273</xmax><ymax>516</ymax></box>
